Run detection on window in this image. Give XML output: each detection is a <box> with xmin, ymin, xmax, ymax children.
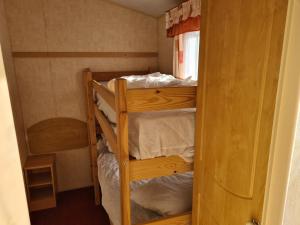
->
<box><xmin>183</xmin><ymin>31</ymin><xmax>200</xmax><ymax>80</ymax></box>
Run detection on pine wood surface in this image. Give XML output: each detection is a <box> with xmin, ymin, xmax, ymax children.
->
<box><xmin>84</xmin><ymin>69</ymin><xmax>196</xmax><ymax>225</ymax></box>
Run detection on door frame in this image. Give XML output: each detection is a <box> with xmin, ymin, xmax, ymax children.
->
<box><xmin>262</xmin><ymin>0</ymin><xmax>300</xmax><ymax>224</ymax></box>
<box><xmin>0</xmin><ymin>46</ymin><xmax>31</xmax><ymax>225</ymax></box>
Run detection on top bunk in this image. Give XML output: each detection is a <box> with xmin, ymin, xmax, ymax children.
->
<box><xmin>83</xmin><ymin>68</ymin><xmax>197</xmax><ymax>113</ymax></box>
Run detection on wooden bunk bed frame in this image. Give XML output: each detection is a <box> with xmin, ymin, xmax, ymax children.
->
<box><xmin>83</xmin><ymin>68</ymin><xmax>197</xmax><ymax>225</ymax></box>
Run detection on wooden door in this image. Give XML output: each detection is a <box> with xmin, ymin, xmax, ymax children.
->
<box><xmin>192</xmin><ymin>0</ymin><xmax>289</xmax><ymax>224</ymax></box>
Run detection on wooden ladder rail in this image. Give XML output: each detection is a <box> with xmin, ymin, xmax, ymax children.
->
<box><xmin>83</xmin><ymin>69</ymin><xmax>101</xmax><ymax>205</ymax></box>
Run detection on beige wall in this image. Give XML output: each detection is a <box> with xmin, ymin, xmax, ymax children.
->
<box><xmin>4</xmin><ymin>0</ymin><xmax>158</xmax><ymax>191</ymax></box>
<box><xmin>0</xmin><ymin>0</ymin><xmax>28</xmax><ymax>165</ymax></box>
<box><xmin>158</xmin><ymin>15</ymin><xmax>173</xmax><ymax>74</ymax></box>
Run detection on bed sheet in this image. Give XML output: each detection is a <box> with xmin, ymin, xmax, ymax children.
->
<box><xmin>96</xmin><ymin>73</ymin><xmax>196</xmax><ymax>162</ymax></box>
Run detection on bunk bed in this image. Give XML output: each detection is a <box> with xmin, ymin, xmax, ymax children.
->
<box><xmin>83</xmin><ymin>68</ymin><xmax>197</xmax><ymax>225</ymax></box>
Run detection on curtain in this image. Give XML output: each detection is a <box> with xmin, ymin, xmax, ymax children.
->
<box><xmin>173</xmin><ymin>34</ymin><xmax>185</xmax><ymax>79</ymax></box>
<box><xmin>173</xmin><ymin>32</ymin><xmax>200</xmax><ymax>79</ymax></box>
<box><xmin>167</xmin><ymin>0</ymin><xmax>201</xmax><ymax>79</ymax></box>
<box><xmin>166</xmin><ymin>0</ymin><xmax>201</xmax><ymax>38</ymax></box>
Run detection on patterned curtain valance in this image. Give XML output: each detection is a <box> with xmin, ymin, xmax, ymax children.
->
<box><xmin>166</xmin><ymin>0</ymin><xmax>201</xmax><ymax>38</ymax></box>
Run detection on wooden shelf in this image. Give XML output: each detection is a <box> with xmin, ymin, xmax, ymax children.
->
<box><xmin>24</xmin><ymin>154</ymin><xmax>57</xmax><ymax>212</ymax></box>
<box><xmin>29</xmin><ymin>186</ymin><xmax>56</xmax><ymax>212</ymax></box>
<box><xmin>30</xmin><ymin>186</ymin><xmax>53</xmax><ymax>201</ymax></box>
<box><xmin>28</xmin><ymin>172</ymin><xmax>52</xmax><ymax>188</ymax></box>
<box><xmin>24</xmin><ymin>154</ymin><xmax>55</xmax><ymax>170</ymax></box>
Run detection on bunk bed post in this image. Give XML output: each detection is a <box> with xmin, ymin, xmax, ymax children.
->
<box><xmin>115</xmin><ymin>79</ymin><xmax>131</xmax><ymax>225</ymax></box>
<box><xmin>192</xmin><ymin>111</ymin><xmax>202</xmax><ymax>225</ymax></box>
<box><xmin>83</xmin><ymin>68</ymin><xmax>101</xmax><ymax>205</ymax></box>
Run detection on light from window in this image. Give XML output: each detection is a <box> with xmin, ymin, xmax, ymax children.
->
<box><xmin>183</xmin><ymin>31</ymin><xmax>200</xmax><ymax>80</ymax></box>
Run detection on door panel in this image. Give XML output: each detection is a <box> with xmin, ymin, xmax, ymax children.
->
<box><xmin>192</xmin><ymin>0</ymin><xmax>289</xmax><ymax>224</ymax></box>
<box><xmin>204</xmin><ymin>0</ymin><xmax>278</xmax><ymax>198</ymax></box>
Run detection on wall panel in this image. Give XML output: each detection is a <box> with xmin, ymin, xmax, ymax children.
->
<box><xmin>13</xmin><ymin>59</ymin><xmax>56</xmax><ymax>128</ymax></box>
<box><xmin>5</xmin><ymin>0</ymin><xmax>158</xmax><ymax>191</ymax></box>
<box><xmin>4</xmin><ymin>0</ymin><xmax>47</xmax><ymax>51</ymax></box>
<box><xmin>158</xmin><ymin>15</ymin><xmax>173</xmax><ymax>74</ymax></box>
<box><xmin>44</xmin><ymin>0</ymin><xmax>157</xmax><ymax>52</ymax></box>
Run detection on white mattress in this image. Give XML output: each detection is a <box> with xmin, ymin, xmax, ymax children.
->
<box><xmin>97</xmin><ymin>148</ymin><xmax>193</xmax><ymax>225</ymax></box>
<box><xmin>96</xmin><ymin>73</ymin><xmax>196</xmax><ymax>162</ymax></box>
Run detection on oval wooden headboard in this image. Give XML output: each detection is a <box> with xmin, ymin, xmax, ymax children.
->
<box><xmin>27</xmin><ymin>118</ymin><xmax>88</xmax><ymax>154</ymax></box>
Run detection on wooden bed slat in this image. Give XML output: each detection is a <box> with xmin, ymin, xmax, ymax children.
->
<box><xmin>127</xmin><ymin>86</ymin><xmax>197</xmax><ymax>112</ymax></box>
<box><xmin>137</xmin><ymin>212</ymin><xmax>191</xmax><ymax>225</ymax></box>
<box><xmin>92</xmin><ymin>81</ymin><xmax>116</xmax><ymax>110</ymax></box>
<box><xmin>94</xmin><ymin>105</ymin><xmax>119</xmax><ymax>158</ymax></box>
<box><xmin>129</xmin><ymin>156</ymin><xmax>193</xmax><ymax>181</ymax></box>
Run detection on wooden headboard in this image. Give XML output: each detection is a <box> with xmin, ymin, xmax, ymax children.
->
<box><xmin>27</xmin><ymin>118</ymin><xmax>88</xmax><ymax>154</ymax></box>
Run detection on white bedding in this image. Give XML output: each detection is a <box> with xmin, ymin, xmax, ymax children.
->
<box><xmin>97</xmin><ymin>147</ymin><xmax>193</xmax><ymax>225</ymax></box>
<box><xmin>97</xmin><ymin>149</ymin><xmax>159</xmax><ymax>225</ymax></box>
<box><xmin>107</xmin><ymin>72</ymin><xmax>196</xmax><ymax>94</ymax></box>
<box><xmin>96</xmin><ymin>73</ymin><xmax>196</xmax><ymax>162</ymax></box>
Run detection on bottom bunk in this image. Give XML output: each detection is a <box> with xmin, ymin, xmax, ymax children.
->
<box><xmin>97</xmin><ymin>143</ymin><xmax>193</xmax><ymax>225</ymax></box>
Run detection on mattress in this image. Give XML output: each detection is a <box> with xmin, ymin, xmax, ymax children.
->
<box><xmin>96</xmin><ymin>73</ymin><xmax>196</xmax><ymax>162</ymax></box>
<box><xmin>97</xmin><ymin>147</ymin><xmax>193</xmax><ymax>225</ymax></box>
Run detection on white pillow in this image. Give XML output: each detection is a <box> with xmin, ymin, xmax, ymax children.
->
<box><xmin>131</xmin><ymin>173</ymin><xmax>193</xmax><ymax>216</ymax></box>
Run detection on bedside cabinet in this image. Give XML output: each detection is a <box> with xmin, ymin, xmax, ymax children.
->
<box><xmin>24</xmin><ymin>154</ymin><xmax>57</xmax><ymax>212</ymax></box>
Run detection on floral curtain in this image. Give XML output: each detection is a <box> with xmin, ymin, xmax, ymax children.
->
<box><xmin>166</xmin><ymin>0</ymin><xmax>201</xmax><ymax>79</ymax></box>
<box><xmin>173</xmin><ymin>34</ymin><xmax>185</xmax><ymax>79</ymax></box>
<box><xmin>166</xmin><ymin>0</ymin><xmax>201</xmax><ymax>38</ymax></box>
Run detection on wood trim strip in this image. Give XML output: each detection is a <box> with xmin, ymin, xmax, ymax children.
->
<box><xmin>137</xmin><ymin>212</ymin><xmax>192</xmax><ymax>225</ymax></box>
<box><xmin>93</xmin><ymin>104</ymin><xmax>118</xmax><ymax>158</ymax></box>
<box><xmin>92</xmin><ymin>81</ymin><xmax>116</xmax><ymax>110</ymax></box>
<box><xmin>129</xmin><ymin>156</ymin><xmax>193</xmax><ymax>181</ymax></box>
<box><xmin>127</xmin><ymin>86</ymin><xmax>197</xmax><ymax>112</ymax></box>
<box><xmin>12</xmin><ymin>52</ymin><xmax>158</xmax><ymax>58</ymax></box>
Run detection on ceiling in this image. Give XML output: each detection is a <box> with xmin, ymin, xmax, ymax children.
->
<box><xmin>108</xmin><ymin>0</ymin><xmax>183</xmax><ymax>17</ymax></box>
